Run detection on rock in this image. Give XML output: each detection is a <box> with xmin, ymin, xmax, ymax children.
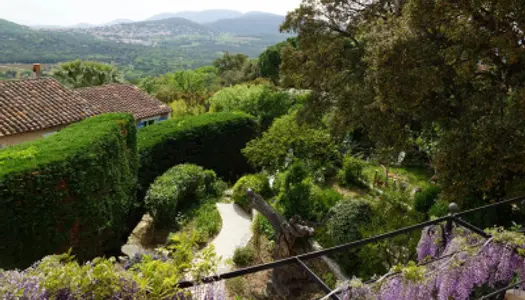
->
<box><xmin>129</xmin><ymin>213</ymin><xmax>155</xmax><ymax>246</ymax></box>
<box><xmin>121</xmin><ymin>244</ymin><xmax>142</xmax><ymax>258</ymax></box>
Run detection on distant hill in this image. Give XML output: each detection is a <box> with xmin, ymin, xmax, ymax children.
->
<box><xmin>104</xmin><ymin>19</ymin><xmax>135</xmax><ymax>26</ymax></box>
<box><xmin>207</xmin><ymin>12</ymin><xmax>285</xmax><ymax>35</ymax></box>
<box><xmin>148</xmin><ymin>9</ymin><xmax>243</xmax><ymax>23</ymax></box>
<box><xmin>66</xmin><ymin>17</ymin><xmax>215</xmax><ymax>46</ymax></box>
<box><xmin>0</xmin><ymin>18</ymin><xmax>290</xmax><ymax>78</ymax></box>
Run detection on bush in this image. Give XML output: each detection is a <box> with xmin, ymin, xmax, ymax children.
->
<box><xmin>169</xmin><ymin>100</ymin><xmax>206</xmax><ymax>118</ymax></box>
<box><xmin>0</xmin><ymin>113</ymin><xmax>138</xmax><ymax>269</ymax></box>
<box><xmin>209</xmin><ymin>84</ymin><xmax>294</xmax><ymax>130</ymax></box>
<box><xmin>428</xmin><ymin>200</ymin><xmax>449</xmax><ymax>218</ymax></box>
<box><xmin>338</xmin><ymin>155</ymin><xmax>366</xmax><ymax>187</ymax></box>
<box><xmin>232</xmin><ymin>174</ymin><xmax>272</xmax><ymax>210</ymax></box>
<box><xmin>232</xmin><ymin>246</ymin><xmax>255</xmax><ymax>267</ymax></box>
<box><xmin>137</xmin><ymin>112</ymin><xmax>258</xmax><ymax>199</ymax></box>
<box><xmin>145</xmin><ymin>164</ymin><xmax>221</xmax><ymax>228</ymax></box>
<box><xmin>278</xmin><ymin>162</ymin><xmax>342</xmax><ymax>222</ymax></box>
<box><xmin>252</xmin><ymin>212</ymin><xmax>276</xmax><ymax>240</ymax></box>
<box><xmin>414</xmin><ymin>186</ymin><xmax>441</xmax><ymax>214</ymax></box>
<box><xmin>243</xmin><ymin>112</ymin><xmax>340</xmax><ymax>175</ymax></box>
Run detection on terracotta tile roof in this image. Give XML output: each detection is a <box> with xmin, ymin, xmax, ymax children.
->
<box><xmin>0</xmin><ymin>78</ymin><xmax>100</xmax><ymax>137</ymax></box>
<box><xmin>76</xmin><ymin>84</ymin><xmax>172</xmax><ymax>121</ymax></box>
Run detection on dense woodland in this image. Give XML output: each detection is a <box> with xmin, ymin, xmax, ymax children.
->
<box><xmin>1</xmin><ymin>0</ymin><xmax>525</xmax><ymax>299</ymax></box>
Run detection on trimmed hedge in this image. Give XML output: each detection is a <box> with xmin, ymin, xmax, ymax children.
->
<box><xmin>137</xmin><ymin>112</ymin><xmax>258</xmax><ymax>196</ymax></box>
<box><xmin>0</xmin><ymin>113</ymin><xmax>138</xmax><ymax>269</ymax></box>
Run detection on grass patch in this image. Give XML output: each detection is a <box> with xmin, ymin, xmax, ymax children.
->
<box><xmin>362</xmin><ymin>164</ymin><xmax>433</xmax><ymax>190</ymax></box>
<box><xmin>168</xmin><ymin>198</ymin><xmax>222</xmax><ymax>247</ymax></box>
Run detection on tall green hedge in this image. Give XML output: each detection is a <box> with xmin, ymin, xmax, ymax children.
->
<box><xmin>0</xmin><ymin>113</ymin><xmax>138</xmax><ymax>269</ymax></box>
<box><xmin>137</xmin><ymin>112</ymin><xmax>258</xmax><ymax>197</ymax></box>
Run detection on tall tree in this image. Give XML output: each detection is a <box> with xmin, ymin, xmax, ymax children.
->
<box><xmin>52</xmin><ymin>60</ymin><xmax>122</xmax><ymax>88</ymax></box>
<box><xmin>258</xmin><ymin>38</ymin><xmax>297</xmax><ymax>85</ymax></box>
<box><xmin>281</xmin><ymin>0</ymin><xmax>525</xmax><ymax>204</ymax></box>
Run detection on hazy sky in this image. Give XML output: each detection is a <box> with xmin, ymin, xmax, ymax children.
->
<box><xmin>0</xmin><ymin>0</ymin><xmax>302</xmax><ymax>26</ymax></box>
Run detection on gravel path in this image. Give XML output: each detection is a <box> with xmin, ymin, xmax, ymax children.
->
<box><xmin>211</xmin><ymin>203</ymin><xmax>253</xmax><ymax>273</ymax></box>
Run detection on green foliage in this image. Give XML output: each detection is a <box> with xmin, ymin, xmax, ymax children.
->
<box><xmin>0</xmin><ymin>19</ymin><xmax>290</xmax><ymax>78</ymax></box>
<box><xmin>232</xmin><ymin>174</ymin><xmax>272</xmax><ymax>210</ymax></box>
<box><xmin>169</xmin><ymin>100</ymin><xmax>206</xmax><ymax>118</ymax></box>
<box><xmin>232</xmin><ymin>246</ymin><xmax>255</xmax><ymax>267</ymax></box>
<box><xmin>137</xmin><ymin>112</ymin><xmax>258</xmax><ymax>201</ymax></box>
<box><xmin>325</xmin><ymin>198</ymin><xmax>373</xmax><ymax>246</ymax></box>
<box><xmin>243</xmin><ymin>112</ymin><xmax>340</xmax><ymax>174</ymax></box>
<box><xmin>226</xmin><ymin>277</ymin><xmax>247</xmax><ymax>297</ymax></box>
<box><xmin>52</xmin><ymin>60</ymin><xmax>122</xmax><ymax>88</ymax></box>
<box><xmin>413</xmin><ymin>186</ymin><xmax>441</xmax><ymax>215</ymax></box>
<box><xmin>213</xmin><ymin>52</ymin><xmax>261</xmax><ymax>86</ymax></box>
<box><xmin>209</xmin><ymin>84</ymin><xmax>295</xmax><ymax>130</ymax></box>
<box><xmin>281</xmin><ymin>0</ymin><xmax>525</xmax><ymax>208</ymax></box>
<box><xmin>258</xmin><ymin>38</ymin><xmax>296</xmax><ymax>85</ymax></box>
<box><xmin>278</xmin><ymin>161</ymin><xmax>342</xmax><ymax>221</ymax></box>
<box><xmin>338</xmin><ymin>155</ymin><xmax>366</xmax><ymax>187</ymax></box>
<box><xmin>145</xmin><ymin>164</ymin><xmax>221</xmax><ymax>228</ymax></box>
<box><xmin>0</xmin><ymin>113</ymin><xmax>138</xmax><ymax>269</ymax></box>
<box><xmin>139</xmin><ymin>67</ymin><xmax>219</xmax><ymax>105</ymax></box>
<box><xmin>252</xmin><ymin>213</ymin><xmax>275</xmax><ymax>240</ymax></box>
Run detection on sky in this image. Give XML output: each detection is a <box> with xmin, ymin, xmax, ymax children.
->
<box><xmin>0</xmin><ymin>0</ymin><xmax>302</xmax><ymax>26</ymax></box>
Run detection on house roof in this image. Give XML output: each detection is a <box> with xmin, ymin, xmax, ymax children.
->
<box><xmin>76</xmin><ymin>84</ymin><xmax>171</xmax><ymax>121</ymax></box>
<box><xmin>0</xmin><ymin>78</ymin><xmax>100</xmax><ymax>138</ymax></box>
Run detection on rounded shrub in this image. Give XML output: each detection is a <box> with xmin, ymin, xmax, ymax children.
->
<box><xmin>338</xmin><ymin>155</ymin><xmax>366</xmax><ymax>187</ymax></box>
<box><xmin>278</xmin><ymin>161</ymin><xmax>342</xmax><ymax>222</ymax></box>
<box><xmin>232</xmin><ymin>246</ymin><xmax>255</xmax><ymax>267</ymax></box>
<box><xmin>145</xmin><ymin>164</ymin><xmax>221</xmax><ymax>228</ymax></box>
<box><xmin>413</xmin><ymin>186</ymin><xmax>441</xmax><ymax>214</ymax></box>
<box><xmin>232</xmin><ymin>174</ymin><xmax>272</xmax><ymax>211</ymax></box>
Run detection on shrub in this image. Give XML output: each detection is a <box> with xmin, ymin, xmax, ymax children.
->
<box><xmin>232</xmin><ymin>174</ymin><xmax>272</xmax><ymax>210</ymax></box>
<box><xmin>323</xmin><ymin>198</ymin><xmax>374</xmax><ymax>277</ymax></box>
<box><xmin>0</xmin><ymin>113</ymin><xmax>138</xmax><ymax>269</ymax></box>
<box><xmin>338</xmin><ymin>155</ymin><xmax>366</xmax><ymax>187</ymax></box>
<box><xmin>243</xmin><ymin>112</ymin><xmax>340</xmax><ymax>174</ymax></box>
<box><xmin>278</xmin><ymin>161</ymin><xmax>342</xmax><ymax>222</ymax></box>
<box><xmin>137</xmin><ymin>112</ymin><xmax>258</xmax><ymax>199</ymax></box>
<box><xmin>232</xmin><ymin>246</ymin><xmax>255</xmax><ymax>267</ymax></box>
<box><xmin>145</xmin><ymin>164</ymin><xmax>221</xmax><ymax>228</ymax></box>
<box><xmin>413</xmin><ymin>186</ymin><xmax>441</xmax><ymax>214</ymax></box>
<box><xmin>252</xmin><ymin>212</ymin><xmax>275</xmax><ymax>240</ymax></box>
<box><xmin>428</xmin><ymin>200</ymin><xmax>450</xmax><ymax>218</ymax></box>
<box><xmin>169</xmin><ymin>100</ymin><xmax>206</xmax><ymax>118</ymax></box>
<box><xmin>209</xmin><ymin>84</ymin><xmax>294</xmax><ymax>130</ymax></box>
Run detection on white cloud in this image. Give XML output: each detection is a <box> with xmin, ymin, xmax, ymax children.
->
<box><xmin>0</xmin><ymin>0</ymin><xmax>301</xmax><ymax>26</ymax></box>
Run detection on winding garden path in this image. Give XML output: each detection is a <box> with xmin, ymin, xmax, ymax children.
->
<box><xmin>212</xmin><ymin>203</ymin><xmax>254</xmax><ymax>273</ymax></box>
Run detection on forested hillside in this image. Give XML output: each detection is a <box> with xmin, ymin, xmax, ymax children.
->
<box><xmin>0</xmin><ymin>14</ymin><xmax>290</xmax><ymax>78</ymax></box>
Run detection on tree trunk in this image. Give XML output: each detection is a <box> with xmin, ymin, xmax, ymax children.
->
<box><xmin>246</xmin><ymin>189</ymin><xmax>316</xmax><ymax>298</ymax></box>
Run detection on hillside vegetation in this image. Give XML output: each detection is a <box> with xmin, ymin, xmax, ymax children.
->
<box><xmin>0</xmin><ymin>13</ymin><xmax>290</xmax><ymax>78</ymax></box>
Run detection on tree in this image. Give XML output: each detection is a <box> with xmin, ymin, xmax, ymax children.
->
<box><xmin>213</xmin><ymin>52</ymin><xmax>261</xmax><ymax>86</ymax></box>
<box><xmin>281</xmin><ymin>0</ymin><xmax>525</xmax><ymax>205</ymax></box>
<box><xmin>242</xmin><ymin>112</ymin><xmax>340</xmax><ymax>174</ymax></box>
<box><xmin>52</xmin><ymin>60</ymin><xmax>122</xmax><ymax>88</ymax></box>
<box><xmin>258</xmin><ymin>38</ymin><xmax>297</xmax><ymax>85</ymax></box>
<box><xmin>209</xmin><ymin>84</ymin><xmax>294</xmax><ymax>130</ymax></box>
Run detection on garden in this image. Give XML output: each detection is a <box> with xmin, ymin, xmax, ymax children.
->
<box><xmin>3</xmin><ymin>0</ymin><xmax>525</xmax><ymax>296</ymax></box>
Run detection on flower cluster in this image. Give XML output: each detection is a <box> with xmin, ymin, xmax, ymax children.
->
<box><xmin>0</xmin><ymin>237</ymin><xmax>224</xmax><ymax>300</ymax></box>
<box><xmin>341</xmin><ymin>226</ymin><xmax>525</xmax><ymax>300</ymax></box>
